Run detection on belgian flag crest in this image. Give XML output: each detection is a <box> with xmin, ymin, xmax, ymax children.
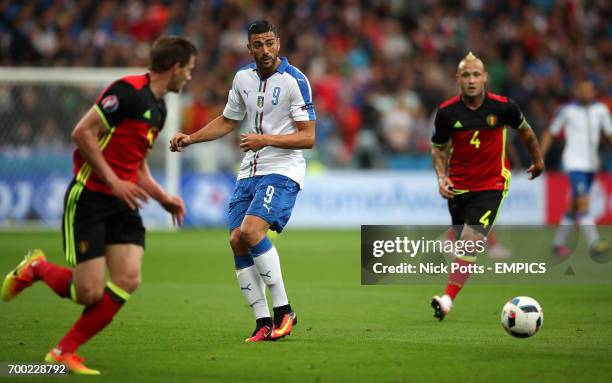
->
<box><xmin>486</xmin><ymin>114</ymin><xmax>498</xmax><ymax>127</ymax></box>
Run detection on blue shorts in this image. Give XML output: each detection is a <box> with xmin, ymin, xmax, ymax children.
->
<box><xmin>228</xmin><ymin>174</ymin><xmax>300</xmax><ymax>233</ymax></box>
<box><xmin>567</xmin><ymin>171</ymin><xmax>595</xmax><ymax>198</ymax></box>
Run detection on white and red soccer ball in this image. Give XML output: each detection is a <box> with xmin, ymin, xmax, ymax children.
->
<box><xmin>501</xmin><ymin>296</ymin><xmax>543</xmax><ymax>338</ymax></box>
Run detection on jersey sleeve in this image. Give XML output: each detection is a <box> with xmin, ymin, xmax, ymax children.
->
<box><xmin>431</xmin><ymin>108</ymin><xmax>450</xmax><ymax>146</ymax></box>
<box><xmin>548</xmin><ymin>106</ymin><xmax>566</xmax><ymax>136</ymax></box>
<box><xmin>598</xmin><ymin>104</ymin><xmax>612</xmax><ymax>135</ymax></box>
<box><xmin>95</xmin><ymin>81</ymin><xmax>138</xmax><ymax>129</ymax></box>
<box><xmin>506</xmin><ymin>99</ymin><xmax>527</xmax><ymax>130</ymax></box>
<box><xmin>289</xmin><ymin>74</ymin><xmax>316</xmax><ymax>122</ymax></box>
<box><xmin>222</xmin><ymin>74</ymin><xmax>246</xmax><ymax>121</ymax></box>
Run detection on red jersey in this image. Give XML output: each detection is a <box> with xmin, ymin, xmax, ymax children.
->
<box><xmin>431</xmin><ymin>93</ymin><xmax>527</xmax><ymax>192</ymax></box>
<box><xmin>73</xmin><ymin>74</ymin><xmax>167</xmax><ymax>195</ymax></box>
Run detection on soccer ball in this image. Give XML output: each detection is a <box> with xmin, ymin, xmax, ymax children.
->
<box><xmin>500</xmin><ymin>296</ymin><xmax>543</xmax><ymax>338</ymax></box>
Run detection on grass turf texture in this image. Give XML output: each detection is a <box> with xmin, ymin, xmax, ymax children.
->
<box><xmin>1</xmin><ymin>229</ymin><xmax>611</xmax><ymax>383</ymax></box>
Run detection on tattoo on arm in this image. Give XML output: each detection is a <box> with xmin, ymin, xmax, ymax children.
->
<box><xmin>519</xmin><ymin>123</ymin><xmax>543</xmax><ymax>163</ymax></box>
<box><xmin>431</xmin><ymin>146</ymin><xmax>448</xmax><ymax>178</ymax></box>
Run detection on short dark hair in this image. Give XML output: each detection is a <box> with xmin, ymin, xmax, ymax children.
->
<box><xmin>149</xmin><ymin>36</ymin><xmax>197</xmax><ymax>73</ymax></box>
<box><xmin>247</xmin><ymin>20</ymin><xmax>278</xmax><ymax>42</ymax></box>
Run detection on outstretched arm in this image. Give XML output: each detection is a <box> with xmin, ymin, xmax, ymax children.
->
<box><xmin>169</xmin><ymin>115</ymin><xmax>240</xmax><ymax>152</ymax></box>
<box><xmin>239</xmin><ymin>120</ymin><xmax>315</xmax><ymax>152</ymax></box>
<box><xmin>517</xmin><ymin>123</ymin><xmax>545</xmax><ymax>180</ymax></box>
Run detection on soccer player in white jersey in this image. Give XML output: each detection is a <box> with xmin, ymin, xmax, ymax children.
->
<box><xmin>541</xmin><ymin>79</ymin><xmax>612</xmax><ymax>256</ymax></box>
<box><xmin>170</xmin><ymin>20</ymin><xmax>315</xmax><ymax>342</ymax></box>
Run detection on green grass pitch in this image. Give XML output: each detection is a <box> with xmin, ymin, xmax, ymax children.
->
<box><xmin>1</xmin><ymin>229</ymin><xmax>611</xmax><ymax>382</ymax></box>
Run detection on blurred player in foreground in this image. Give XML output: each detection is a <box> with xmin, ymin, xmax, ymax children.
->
<box><xmin>541</xmin><ymin>79</ymin><xmax>612</xmax><ymax>257</ymax></box>
<box><xmin>170</xmin><ymin>20</ymin><xmax>315</xmax><ymax>342</ymax></box>
<box><xmin>1</xmin><ymin>36</ymin><xmax>196</xmax><ymax>374</ymax></box>
<box><xmin>430</xmin><ymin>52</ymin><xmax>544</xmax><ymax>320</ymax></box>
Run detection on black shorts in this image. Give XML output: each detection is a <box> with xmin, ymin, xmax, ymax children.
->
<box><xmin>448</xmin><ymin>190</ymin><xmax>505</xmax><ymax>236</ymax></box>
<box><xmin>62</xmin><ymin>180</ymin><xmax>145</xmax><ymax>266</ymax></box>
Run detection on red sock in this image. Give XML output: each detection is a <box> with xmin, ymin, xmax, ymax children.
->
<box><xmin>445</xmin><ymin>283</ymin><xmax>461</xmax><ymax>299</ymax></box>
<box><xmin>57</xmin><ymin>289</ymin><xmax>125</xmax><ymax>354</ymax></box>
<box><xmin>32</xmin><ymin>260</ymin><xmax>73</xmax><ymax>298</ymax></box>
<box><xmin>446</xmin><ymin>227</ymin><xmax>457</xmax><ymax>241</ymax></box>
<box><xmin>445</xmin><ymin>258</ymin><xmax>473</xmax><ymax>300</ymax></box>
<box><xmin>487</xmin><ymin>231</ymin><xmax>498</xmax><ymax>246</ymax></box>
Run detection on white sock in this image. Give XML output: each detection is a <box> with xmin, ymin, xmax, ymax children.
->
<box><xmin>553</xmin><ymin>214</ymin><xmax>574</xmax><ymax>247</ymax></box>
<box><xmin>577</xmin><ymin>213</ymin><xmax>600</xmax><ymax>245</ymax></box>
<box><xmin>441</xmin><ymin>294</ymin><xmax>453</xmax><ymax>307</ymax></box>
<box><xmin>253</xmin><ymin>245</ymin><xmax>289</xmax><ymax>308</ymax></box>
<box><xmin>235</xmin><ymin>265</ymin><xmax>270</xmax><ymax>319</ymax></box>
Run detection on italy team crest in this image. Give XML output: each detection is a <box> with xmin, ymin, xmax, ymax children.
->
<box><xmin>257</xmin><ymin>95</ymin><xmax>264</xmax><ymax>108</ymax></box>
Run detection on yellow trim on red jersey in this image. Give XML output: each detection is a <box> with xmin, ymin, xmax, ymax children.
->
<box><xmin>500</xmin><ymin>127</ymin><xmax>511</xmax><ymax>192</ymax></box>
<box><xmin>74</xmin><ymin>116</ymin><xmax>117</xmax><ymax>186</ymax></box>
<box><xmin>94</xmin><ymin>104</ymin><xmax>112</xmax><ymax>131</ymax></box>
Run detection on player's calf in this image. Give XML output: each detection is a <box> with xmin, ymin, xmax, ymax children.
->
<box><xmin>249</xmin><ymin>236</ymin><xmax>289</xmax><ymax>304</ymax></box>
<box><xmin>74</xmin><ymin>284</ymin><xmax>105</xmax><ymax>306</ymax></box>
<box><xmin>235</xmin><ymin>253</ymin><xmax>273</xmax><ymax>342</ymax></box>
<box><xmin>432</xmin><ymin>255</ymin><xmax>473</xmax><ymax>321</ymax></box>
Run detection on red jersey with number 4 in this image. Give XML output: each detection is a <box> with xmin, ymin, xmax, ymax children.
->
<box><xmin>73</xmin><ymin>74</ymin><xmax>167</xmax><ymax>195</ymax></box>
<box><xmin>431</xmin><ymin>93</ymin><xmax>527</xmax><ymax>192</ymax></box>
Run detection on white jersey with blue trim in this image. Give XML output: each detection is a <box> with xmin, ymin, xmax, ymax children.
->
<box><xmin>549</xmin><ymin>101</ymin><xmax>612</xmax><ymax>171</ymax></box>
<box><xmin>222</xmin><ymin>57</ymin><xmax>316</xmax><ymax>188</ymax></box>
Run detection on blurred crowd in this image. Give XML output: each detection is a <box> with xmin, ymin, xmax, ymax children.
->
<box><xmin>1</xmin><ymin>0</ymin><xmax>610</xmax><ymax>171</ymax></box>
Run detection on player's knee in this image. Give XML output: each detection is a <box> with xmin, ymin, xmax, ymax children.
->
<box><xmin>111</xmin><ymin>273</ymin><xmax>141</xmax><ymax>294</ymax></box>
<box><xmin>239</xmin><ymin>223</ymin><xmax>265</xmax><ymax>247</ymax></box>
<box><xmin>229</xmin><ymin>230</ymin><xmax>244</xmax><ymax>252</ymax></box>
<box><xmin>462</xmin><ymin>226</ymin><xmax>485</xmax><ymax>243</ymax></box>
<box><xmin>238</xmin><ymin>223</ymin><xmax>255</xmax><ymax>243</ymax></box>
<box><xmin>76</xmin><ymin>285</ymin><xmax>105</xmax><ymax>306</ymax></box>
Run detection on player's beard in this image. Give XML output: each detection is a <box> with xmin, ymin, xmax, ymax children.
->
<box><xmin>259</xmin><ymin>53</ymin><xmax>278</xmax><ymax>70</ymax></box>
<box><xmin>168</xmin><ymin>76</ymin><xmax>185</xmax><ymax>93</ymax></box>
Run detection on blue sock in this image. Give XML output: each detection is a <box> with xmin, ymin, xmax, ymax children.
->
<box><xmin>234</xmin><ymin>255</ymin><xmax>254</xmax><ymax>269</ymax></box>
<box><xmin>249</xmin><ymin>237</ymin><xmax>273</xmax><ymax>258</ymax></box>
